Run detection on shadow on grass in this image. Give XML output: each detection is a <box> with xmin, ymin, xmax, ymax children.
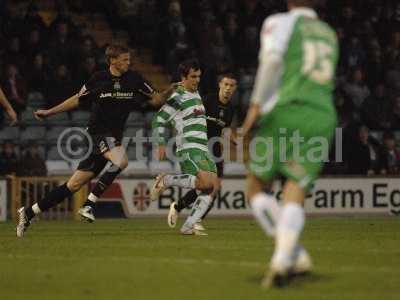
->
<box><xmin>247</xmin><ymin>271</ymin><xmax>333</xmax><ymax>289</ymax></box>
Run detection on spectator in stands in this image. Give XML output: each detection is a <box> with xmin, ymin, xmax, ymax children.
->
<box><xmin>343</xmin><ymin>68</ymin><xmax>371</xmax><ymax>109</ymax></box>
<box><xmin>361</xmin><ymin>83</ymin><xmax>392</xmax><ymax>129</ymax></box>
<box><xmin>46</xmin><ymin>64</ymin><xmax>74</xmax><ymax>108</ymax></box>
<box><xmin>23</xmin><ymin>28</ymin><xmax>47</xmax><ymax>62</ymax></box>
<box><xmin>18</xmin><ymin>143</ymin><xmax>47</xmax><ymax>176</ymax></box>
<box><xmin>1</xmin><ymin>64</ymin><xmax>27</xmax><ymax>113</ymax></box>
<box><xmin>48</xmin><ymin>20</ymin><xmax>76</xmax><ymax>67</ymax></box>
<box><xmin>237</xmin><ymin>0</ymin><xmax>265</xmax><ymax>29</ymax></box>
<box><xmin>388</xmin><ymin>95</ymin><xmax>400</xmax><ymax>129</ymax></box>
<box><xmin>25</xmin><ymin>53</ymin><xmax>49</xmax><ymax>95</ymax></box>
<box><xmin>224</xmin><ymin>13</ymin><xmax>241</xmax><ymax>66</ymax></box>
<box><xmin>74</xmin><ymin>56</ymin><xmax>97</xmax><ymax>90</ymax></box>
<box><xmin>23</xmin><ymin>3</ymin><xmax>47</xmax><ymax>35</ymax></box>
<box><xmin>344</xmin><ymin>37</ymin><xmax>367</xmax><ymax>69</ymax></box>
<box><xmin>237</xmin><ymin>26</ymin><xmax>259</xmax><ymax>68</ymax></box>
<box><xmin>346</xmin><ymin>125</ymin><xmax>385</xmax><ymax>175</ymax></box>
<box><xmin>335</xmin><ymin>90</ymin><xmax>354</xmax><ymax>129</ymax></box>
<box><xmin>153</xmin><ymin>1</ymin><xmax>187</xmax><ymax>66</ymax></box>
<box><xmin>74</xmin><ymin>36</ymin><xmax>99</xmax><ymax>68</ymax></box>
<box><xmin>381</xmin><ymin>131</ymin><xmax>400</xmax><ymax>175</ymax></box>
<box><xmin>5</xmin><ymin>36</ymin><xmax>24</xmax><ymax>68</ymax></box>
<box><xmin>206</xmin><ymin>26</ymin><xmax>233</xmax><ymax>74</ymax></box>
<box><xmin>0</xmin><ymin>141</ymin><xmax>19</xmax><ymax>175</ymax></box>
<box><xmin>0</xmin><ymin>1</ymin><xmax>24</xmax><ymax>37</ymax></box>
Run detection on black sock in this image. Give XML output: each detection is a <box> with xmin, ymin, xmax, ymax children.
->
<box><xmin>36</xmin><ymin>183</ymin><xmax>73</xmax><ymax>212</ymax></box>
<box><xmin>176</xmin><ymin>189</ymin><xmax>197</xmax><ymax>212</ymax></box>
<box><xmin>201</xmin><ymin>198</ymin><xmax>215</xmax><ymax>220</ymax></box>
<box><xmin>25</xmin><ymin>207</ymin><xmax>35</xmax><ymax>221</ymax></box>
<box><xmin>83</xmin><ymin>199</ymin><xmax>96</xmax><ymax>208</ymax></box>
<box><xmin>91</xmin><ymin>164</ymin><xmax>123</xmax><ymax>198</ymax></box>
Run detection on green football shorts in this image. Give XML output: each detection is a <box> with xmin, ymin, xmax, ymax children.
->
<box><xmin>248</xmin><ymin>103</ymin><xmax>337</xmax><ymax>190</ymax></box>
<box><xmin>177</xmin><ymin>148</ymin><xmax>217</xmax><ymax>176</ymax></box>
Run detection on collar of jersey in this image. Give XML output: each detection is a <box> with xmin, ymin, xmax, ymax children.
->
<box><xmin>290</xmin><ymin>7</ymin><xmax>317</xmax><ymax>19</ymax></box>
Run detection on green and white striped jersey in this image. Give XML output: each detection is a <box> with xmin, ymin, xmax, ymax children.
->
<box><xmin>152</xmin><ymin>87</ymin><xmax>209</xmax><ymax>153</ymax></box>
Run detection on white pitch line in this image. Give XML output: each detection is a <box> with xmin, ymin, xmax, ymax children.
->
<box><xmin>4</xmin><ymin>254</ymin><xmax>400</xmax><ymax>274</ymax></box>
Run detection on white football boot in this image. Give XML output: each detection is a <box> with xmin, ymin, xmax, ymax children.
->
<box><xmin>193</xmin><ymin>220</ymin><xmax>206</xmax><ymax>231</ymax></box>
<box><xmin>78</xmin><ymin>206</ymin><xmax>95</xmax><ymax>223</ymax></box>
<box><xmin>16</xmin><ymin>207</ymin><xmax>31</xmax><ymax>238</ymax></box>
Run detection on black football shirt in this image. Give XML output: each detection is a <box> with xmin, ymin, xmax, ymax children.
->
<box><xmin>78</xmin><ymin>69</ymin><xmax>153</xmax><ymax>137</ymax></box>
<box><xmin>203</xmin><ymin>93</ymin><xmax>234</xmax><ymax>139</ymax></box>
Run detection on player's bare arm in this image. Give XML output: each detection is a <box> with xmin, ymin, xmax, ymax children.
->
<box><xmin>146</xmin><ymin>82</ymin><xmax>182</xmax><ymax>107</ymax></box>
<box><xmin>240</xmin><ymin>52</ymin><xmax>283</xmax><ymax>136</ymax></box>
<box><xmin>0</xmin><ymin>86</ymin><xmax>18</xmax><ymax>125</ymax></box>
<box><xmin>34</xmin><ymin>93</ymin><xmax>80</xmax><ymax>120</ymax></box>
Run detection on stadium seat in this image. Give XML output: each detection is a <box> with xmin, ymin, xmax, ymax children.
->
<box><xmin>0</xmin><ymin>126</ymin><xmax>20</xmax><ymax>142</ymax></box>
<box><xmin>71</xmin><ymin>111</ymin><xmax>90</xmax><ymax>126</ymax></box>
<box><xmin>46</xmin><ymin>145</ymin><xmax>63</xmax><ymax>160</ymax></box>
<box><xmin>45</xmin><ymin>160</ymin><xmax>72</xmax><ymax>175</ymax></box>
<box><xmin>20</xmin><ymin>107</ymin><xmax>42</xmax><ymax>126</ymax></box>
<box><xmin>224</xmin><ymin>162</ymin><xmax>246</xmax><ymax>175</ymax></box>
<box><xmin>46</xmin><ymin>126</ymin><xmax>69</xmax><ymax>145</ymax></box>
<box><xmin>46</xmin><ymin>112</ymin><xmax>71</xmax><ymax>126</ymax></box>
<box><xmin>20</xmin><ymin>126</ymin><xmax>46</xmax><ymax>144</ymax></box>
<box><xmin>26</xmin><ymin>92</ymin><xmax>47</xmax><ymax>109</ymax></box>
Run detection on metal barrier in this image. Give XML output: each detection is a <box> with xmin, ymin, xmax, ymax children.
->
<box><xmin>9</xmin><ymin>176</ymin><xmax>88</xmax><ymax>221</ymax></box>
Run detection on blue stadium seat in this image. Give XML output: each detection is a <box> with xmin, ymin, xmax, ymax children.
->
<box><xmin>0</xmin><ymin>126</ymin><xmax>20</xmax><ymax>142</ymax></box>
<box><xmin>46</xmin><ymin>112</ymin><xmax>71</xmax><ymax>126</ymax></box>
<box><xmin>71</xmin><ymin>111</ymin><xmax>90</xmax><ymax>126</ymax></box>
<box><xmin>46</xmin><ymin>126</ymin><xmax>69</xmax><ymax>145</ymax></box>
<box><xmin>20</xmin><ymin>126</ymin><xmax>46</xmax><ymax>144</ymax></box>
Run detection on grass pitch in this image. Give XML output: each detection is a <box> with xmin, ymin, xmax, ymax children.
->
<box><xmin>0</xmin><ymin>218</ymin><xmax>399</xmax><ymax>300</ymax></box>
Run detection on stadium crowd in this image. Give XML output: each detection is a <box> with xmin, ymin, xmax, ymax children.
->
<box><xmin>1</xmin><ymin>0</ymin><xmax>400</xmax><ymax>176</ymax></box>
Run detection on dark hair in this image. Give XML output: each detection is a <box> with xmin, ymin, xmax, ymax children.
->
<box><xmin>105</xmin><ymin>43</ymin><xmax>129</xmax><ymax>65</ymax></box>
<box><xmin>288</xmin><ymin>0</ymin><xmax>314</xmax><ymax>7</ymax></box>
<box><xmin>178</xmin><ymin>59</ymin><xmax>200</xmax><ymax>78</ymax></box>
<box><xmin>218</xmin><ymin>73</ymin><xmax>237</xmax><ymax>82</ymax></box>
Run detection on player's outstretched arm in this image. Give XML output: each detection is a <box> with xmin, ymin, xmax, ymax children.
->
<box><xmin>0</xmin><ymin>86</ymin><xmax>18</xmax><ymax>125</ymax></box>
<box><xmin>148</xmin><ymin>82</ymin><xmax>182</xmax><ymax>107</ymax></box>
<box><xmin>34</xmin><ymin>93</ymin><xmax>80</xmax><ymax>120</ymax></box>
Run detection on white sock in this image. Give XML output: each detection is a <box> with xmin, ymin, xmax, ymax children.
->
<box><xmin>88</xmin><ymin>193</ymin><xmax>98</xmax><ymax>203</ymax></box>
<box><xmin>181</xmin><ymin>194</ymin><xmax>212</xmax><ymax>230</ymax></box>
<box><xmin>164</xmin><ymin>174</ymin><xmax>196</xmax><ymax>189</ymax></box>
<box><xmin>250</xmin><ymin>192</ymin><xmax>280</xmax><ymax>237</ymax></box>
<box><xmin>272</xmin><ymin>202</ymin><xmax>305</xmax><ymax>269</ymax></box>
<box><xmin>32</xmin><ymin>203</ymin><xmax>41</xmax><ymax>215</ymax></box>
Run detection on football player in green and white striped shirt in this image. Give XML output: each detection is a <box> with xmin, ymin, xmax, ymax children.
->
<box><xmin>150</xmin><ymin>59</ymin><xmax>219</xmax><ymax>236</ymax></box>
<box><xmin>241</xmin><ymin>0</ymin><xmax>338</xmax><ymax>288</ymax></box>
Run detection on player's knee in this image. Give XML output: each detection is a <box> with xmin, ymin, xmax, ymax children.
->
<box><xmin>113</xmin><ymin>157</ymin><xmax>128</xmax><ymax>170</ymax></box>
<box><xmin>196</xmin><ymin>172</ymin><xmax>216</xmax><ymax>191</ymax></box>
<box><xmin>66</xmin><ymin>180</ymin><xmax>82</xmax><ymax>193</ymax></box>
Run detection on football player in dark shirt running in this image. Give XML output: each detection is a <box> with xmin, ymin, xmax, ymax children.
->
<box><xmin>167</xmin><ymin>74</ymin><xmax>238</xmax><ymax>231</ymax></box>
<box><xmin>16</xmin><ymin>44</ymin><xmax>178</xmax><ymax>237</ymax></box>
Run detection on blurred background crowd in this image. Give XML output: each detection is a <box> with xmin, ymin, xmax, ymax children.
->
<box><xmin>1</xmin><ymin>0</ymin><xmax>400</xmax><ymax>176</ymax></box>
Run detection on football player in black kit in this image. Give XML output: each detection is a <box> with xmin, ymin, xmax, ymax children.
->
<box><xmin>167</xmin><ymin>74</ymin><xmax>238</xmax><ymax>231</ymax></box>
<box><xmin>16</xmin><ymin>44</ymin><xmax>178</xmax><ymax>237</ymax></box>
